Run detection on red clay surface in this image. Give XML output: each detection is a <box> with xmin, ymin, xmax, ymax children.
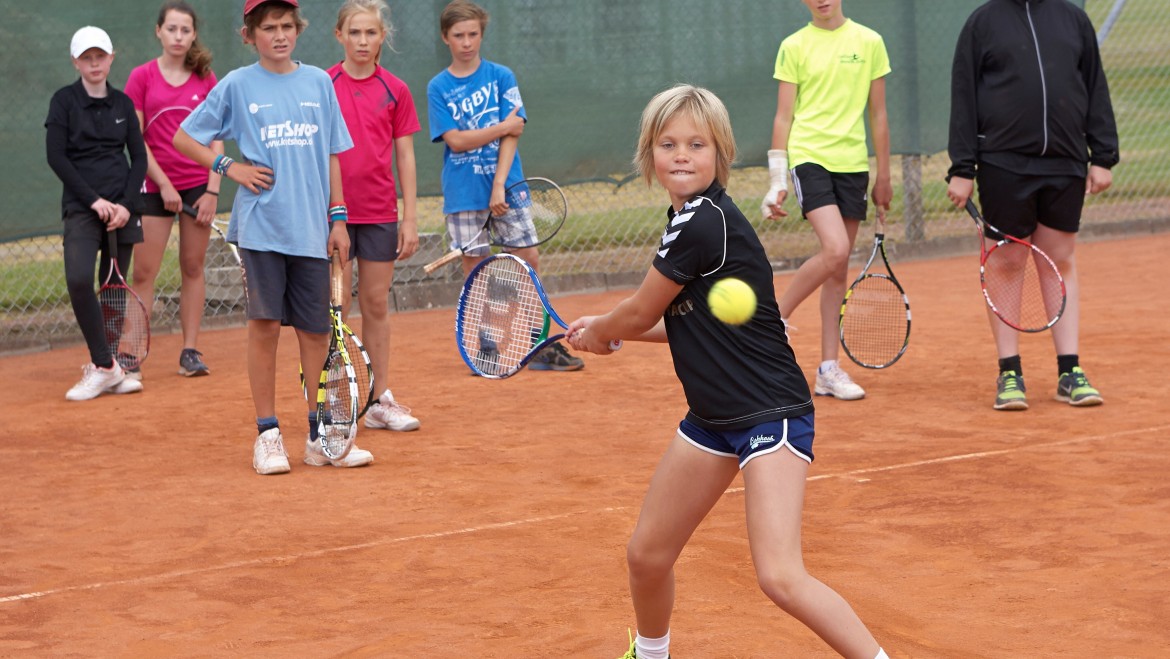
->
<box><xmin>3</xmin><ymin>233</ymin><xmax>1169</xmax><ymax>657</ymax></box>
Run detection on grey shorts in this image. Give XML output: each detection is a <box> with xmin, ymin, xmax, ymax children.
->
<box><xmin>445</xmin><ymin>206</ymin><xmax>538</xmax><ymax>257</ymax></box>
<box><xmin>346</xmin><ymin>222</ymin><xmax>400</xmax><ymax>262</ymax></box>
<box><xmin>239</xmin><ymin>249</ymin><xmax>329</xmax><ymax>334</ymax></box>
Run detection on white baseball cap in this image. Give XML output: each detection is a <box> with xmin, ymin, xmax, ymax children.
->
<box><xmin>70</xmin><ymin>26</ymin><xmax>114</xmax><ymax>59</ymax></box>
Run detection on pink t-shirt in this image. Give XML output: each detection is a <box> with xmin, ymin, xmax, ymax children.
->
<box><xmin>125</xmin><ymin>59</ymin><xmax>218</xmax><ymax>193</ymax></box>
<box><xmin>328</xmin><ymin>63</ymin><xmax>421</xmax><ymax>224</ymax></box>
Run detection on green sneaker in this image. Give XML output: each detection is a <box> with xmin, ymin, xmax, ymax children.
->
<box><xmin>1056</xmin><ymin>366</ymin><xmax>1103</xmax><ymax>406</ymax></box>
<box><xmin>994</xmin><ymin>370</ymin><xmax>1028</xmax><ymax>411</ymax></box>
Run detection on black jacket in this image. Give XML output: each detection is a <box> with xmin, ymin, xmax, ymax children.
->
<box><xmin>947</xmin><ymin>0</ymin><xmax>1119</xmax><ymax>179</ymax></box>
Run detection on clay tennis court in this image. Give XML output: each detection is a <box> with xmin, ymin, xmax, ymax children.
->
<box><xmin>3</xmin><ymin>232</ymin><xmax>1168</xmax><ymax>657</ymax></box>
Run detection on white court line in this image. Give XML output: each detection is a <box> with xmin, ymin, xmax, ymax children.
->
<box><xmin>3</xmin><ymin>424</ymin><xmax>1165</xmax><ymax>606</ymax></box>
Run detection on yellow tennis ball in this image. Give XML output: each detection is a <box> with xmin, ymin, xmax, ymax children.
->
<box><xmin>708</xmin><ymin>278</ymin><xmax>757</xmax><ymax>325</ymax></box>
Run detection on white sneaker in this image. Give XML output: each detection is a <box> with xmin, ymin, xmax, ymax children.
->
<box><xmin>304</xmin><ymin>436</ymin><xmax>374</xmax><ymax>468</ymax></box>
<box><xmin>66</xmin><ymin>362</ymin><xmax>125</xmax><ymax>401</ymax></box>
<box><xmin>105</xmin><ymin>378</ymin><xmax>144</xmax><ymax>395</ymax></box>
<box><xmin>253</xmin><ymin>428</ymin><xmax>291</xmax><ymax>475</ymax></box>
<box><xmin>365</xmin><ymin>391</ymin><xmax>420</xmax><ymax>431</ymax></box>
<box><xmin>815</xmin><ymin>362</ymin><xmax>866</xmax><ymax>400</ymax></box>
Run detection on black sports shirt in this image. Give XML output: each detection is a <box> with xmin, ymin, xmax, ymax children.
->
<box><xmin>652</xmin><ymin>182</ymin><xmax>813</xmax><ymax>430</ymax></box>
<box><xmin>45</xmin><ymin>79</ymin><xmax>147</xmax><ymax>217</ymax></box>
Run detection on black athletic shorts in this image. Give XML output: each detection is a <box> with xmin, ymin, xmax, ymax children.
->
<box><xmin>791</xmin><ymin>162</ymin><xmax>869</xmax><ymax>220</ymax></box>
<box><xmin>141</xmin><ymin>184</ymin><xmax>209</xmax><ymax>218</ymax></box>
<box><xmin>976</xmin><ymin>163</ymin><xmax>1084</xmax><ymax>239</ymax></box>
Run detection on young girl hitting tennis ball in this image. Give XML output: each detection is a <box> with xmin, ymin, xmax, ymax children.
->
<box><xmin>566</xmin><ymin>84</ymin><xmax>888</xmax><ymax>659</ymax></box>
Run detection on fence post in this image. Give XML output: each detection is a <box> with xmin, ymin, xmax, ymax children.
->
<box><xmin>903</xmin><ymin>154</ymin><xmax>925</xmax><ymax>242</ymax></box>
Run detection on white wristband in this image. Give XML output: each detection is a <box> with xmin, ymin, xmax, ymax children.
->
<box><xmin>761</xmin><ymin>149</ymin><xmax>789</xmax><ymax>218</ymax></box>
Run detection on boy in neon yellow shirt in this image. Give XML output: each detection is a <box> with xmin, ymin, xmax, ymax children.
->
<box><xmin>762</xmin><ymin>0</ymin><xmax>892</xmax><ymax>401</ymax></box>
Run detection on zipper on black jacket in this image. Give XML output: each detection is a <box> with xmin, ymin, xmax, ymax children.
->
<box><xmin>1025</xmin><ymin>1</ymin><xmax>1049</xmax><ymax>155</ymax></box>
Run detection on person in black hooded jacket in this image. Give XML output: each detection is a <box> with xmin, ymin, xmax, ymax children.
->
<box><xmin>945</xmin><ymin>0</ymin><xmax>1118</xmax><ymax>411</ymax></box>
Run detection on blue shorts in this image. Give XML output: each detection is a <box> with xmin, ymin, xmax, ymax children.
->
<box><xmin>678</xmin><ymin>413</ymin><xmax>815</xmax><ymax>468</ymax></box>
<box><xmin>239</xmin><ymin>249</ymin><xmax>329</xmax><ymax>334</ymax></box>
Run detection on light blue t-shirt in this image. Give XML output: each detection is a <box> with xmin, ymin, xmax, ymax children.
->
<box><xmin>427</xmin><ymin>60</ymin><xmax>527</xmax><ymax>214</ymax></box>
<box><xmin>181</xmin><ymin>62</ymin><xmax>353</xmax><ymax>259</ymax></box>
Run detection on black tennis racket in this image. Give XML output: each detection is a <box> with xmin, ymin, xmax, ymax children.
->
<box><xmin>965</xmin><ymin>199</ymin><xmax>1066</xmax><ymax>333</ymax></box>
<box><xmin>456</xmin><ymin>254</ymin><xmax>619</xmax><ymax>379</ymax></box>
<box><xmin>423</xmin><ymin>177</ymin><xmax>567</xmax><ymax>274</ymax></box>
<box><xmin>315</xmin><ymin>251</ymin><xmax>361</xmax><ymax>460</ymax></box>
<box><xmin>839</xmin><ymin>217</ymin><xmax>911</xmax><ymax>369</ymax></box>
<box><xmin>99</xmin><ymin>229</ymin><xmax>150</xmax><ymax>371</ymax></box>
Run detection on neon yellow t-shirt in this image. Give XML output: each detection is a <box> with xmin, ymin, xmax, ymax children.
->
<box><xmin>774</xmin><ymin>19</ymin><xmax>891</xmax><ymax>173</ymax></box>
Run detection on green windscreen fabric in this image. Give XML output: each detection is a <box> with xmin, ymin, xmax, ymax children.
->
<box><xmin>1</xmin><ymin>0</ymin><xmax>1081</xmax><ymax>240</ymax></box>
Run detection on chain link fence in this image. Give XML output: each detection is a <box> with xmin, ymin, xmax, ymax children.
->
<box><xmin>3</xmin><ymin>0</ymin><xmax>1168</xmax><ymax>354</ymax></box>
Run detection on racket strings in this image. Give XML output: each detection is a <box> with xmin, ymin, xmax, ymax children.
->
<box><xmin>341</xmin><ymin>332</ymin><xmax>374</xmax><ymax>412</ymax></box>
<box><xmin>99</xmin><ymin>286</ymin><xmax>149</xmax><ymax>370</ymax></box>
<box><xmin>840</xmin><ymin>276</ymin><xmax>909</xmax><ymax>367</ymax></box>
<box><xmin>490</xmin><ymin>182</ymin><xmax>566</xmax><ymax>248</ymax></box>
<box><xmin>459</xmin><ymin>259</ymin><xmax>546</xmax><ymax>376</ymax></box>
<box><xmin>983</xmin><ymin>243</ymin><xmax>1064</xmax><ymax>331</ymax></box>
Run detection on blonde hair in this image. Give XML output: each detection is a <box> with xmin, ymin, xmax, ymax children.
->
<box><xmin>336</xmin><ymin>0</ymin><xmax>397</xmax><ymax>60</ymax></box>
<box><xmin>157</xmin><ymin>1</ymin><xmax>213</xmax><ymax>78</ymax></box>
<box><xmin>634</xmin><ymin>84</ymin><xmax>737</xmax><ymax>188</ymax></box>
<box><xmin>440</xmin><ymin>0</ymin><xmax>489</xmax><ymax>37</ymax></box>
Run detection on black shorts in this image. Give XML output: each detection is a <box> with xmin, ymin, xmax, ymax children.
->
<box><xmin>346</xmin><ymin>222</ymin><xmax>400</xmax><ymax>262</ymax></box>
<box><xmin>141</xmin><ymin>184</ymin><xmax>209</xmax><ymax>218</ymax></box>
<box><xmin>239</xmin><ymin>249</ymin><xmax>330</xmax><ymax>334</ymax></box>
<box><xmin>791</xmin><ymin>163</ymin><xmax>869</xmax><ymax>220</ymax></box>
<box><xmin>976</xmin><ymin>163</ymin><xmax>1084</xmax><ymax>239</ymax></box>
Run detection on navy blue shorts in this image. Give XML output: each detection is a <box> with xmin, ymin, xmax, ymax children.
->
<box><xmin>346</xmin><ymin>222</ymin><xmax>400</xmax><ymax>262</ymax></box>
<box><xmin>791</xmin><ymin>163</ymin><xmax>869</xmax><ymax>221</ymax></box>
<box><xmin>678</xmin><ymin>413</ymin><xmax>815</xmax><ymax>468</ymax></box>
<box><xmin>239</xmin><ymin>249</ymin><xmax>329</xmax><ymax>334</ymax></box>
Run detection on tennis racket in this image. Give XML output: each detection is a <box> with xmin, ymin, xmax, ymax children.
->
<box><xmin>298</xmin><ymin>312</ymin><xmax>376</xmax><ymax>419</ymax></box>
<box><xmin>839</xmin><ymin>217</ymin><xmax>911</xmax><ymax>369</ymax></box>
<box><xmin>456</xmin><ymin>253</ymin><xmax>619</xmax><ymax>379</ymax></box>
<box><xmin>423</xmin><ymin>177</ymin><xmax>567</xmax><ymax>274</ymax></box>
<box><xmin>315</xmin><ymin>250</ymin><xmax>361</xmax><ymax>460</ymax></box>
<box><xmin>99</xmin><ymin>229</ymin><xmax>150</xmax><ymax>371</ymax></box>
<box><xmin>964</xmin><ymin>199</ymin><xmax>1066</xmax><ymax>333</ymax></box>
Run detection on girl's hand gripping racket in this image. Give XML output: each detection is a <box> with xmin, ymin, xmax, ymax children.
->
<box><xmin>99</xmin><ymin>229</ymin><xmax>150</xmax><ymax>371</ymax></box>
<box><xmin>315</xmin><ymin>250</ymin><xmax>362</xmax><ymax>460</ymax></box>
<box><xmin>424</xmin><ymin>177</ymin><xmax>567</xmax><ymax>274</ymax></box>
<box><xmin>965</xmin><ymin>199</ymin><xmax>1066</xmax><ymax>333</ymax></box>
<box><xmin>839</xmin><ymin>216</ymin><xmax>911</xmax><ymax>369</ymax></box>
<box><xmin>455</xmin><ymin>254</ymin><xmax>620</xmax><ymax>379</ymax></box>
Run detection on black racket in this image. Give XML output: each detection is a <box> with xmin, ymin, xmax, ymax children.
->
<box><xmin>98</xmin><ymin>229</ymin><xmax>150</xmax><ymax>371</ymax></box>
<box><xmin>423</xmin><ymin>177</ymin><xmax>567</xmax><ymax>273</ymax></box>
<box><xmin>455</xmin><ymin>254</ymin><xmax>619</xmax><ymax>379</ymax></box>
<box><xmin>839</xmin><ymin>217</ymin><xmax>911</xmax><ymax>369</ymax></box>
<box><xmin>965</xmin><ymin>199</ymin><xmax>1066</xmax><ymax>333</ymax></box>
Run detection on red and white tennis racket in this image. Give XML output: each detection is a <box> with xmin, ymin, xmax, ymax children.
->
<box><xmin>965</xmin><ymin>199</ymin><xmax>1066</xmax><ymax>333</ymax></box>
<box><xmin>98</xmin><ymin>230</ymin><xmax>150</xmax><ymax>370</ymax></box>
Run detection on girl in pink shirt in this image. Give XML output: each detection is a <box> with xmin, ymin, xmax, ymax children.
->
<box><xmin>328</xmin><ymin>0</ymin><xmax>422</xmax><ymax>436</ymax></box>
<box><xmin>124</xmin><ymin>0</ymin><xmax>223</xmax><ymax>378</ymax></box>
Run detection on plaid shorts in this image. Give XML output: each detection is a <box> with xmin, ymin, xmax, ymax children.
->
<box><xmin>445</xmin><ymin>206</ymin><xmax>538</xmax><ymax>257</ymax></box>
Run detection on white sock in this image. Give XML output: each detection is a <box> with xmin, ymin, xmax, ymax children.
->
<box><xmin>819</xmin><ymin>359</ymin><xmax>839</xmax><ymax>373</ymax></box>
<box><xmin>635</xmin><ymin>630</ymin><xmax>670</xmax><ymax>659</ymax></box>
<box><xmin>380</xmin><ymin>388</ymin><xmax>394</xmax><ymax>403</ymax></box>
<box><xmin>875</xmin><ymin>649</ymin><xmax>889</xmax><ymax>659</ymax></box>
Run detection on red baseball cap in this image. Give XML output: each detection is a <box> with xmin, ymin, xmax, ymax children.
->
<box><xmin>244</xmin><ymin>0</ymin><xmax>299</xmax><ymax>18</ymax></box>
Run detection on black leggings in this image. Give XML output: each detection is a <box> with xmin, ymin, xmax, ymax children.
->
<box><xmin>63</xmin><ymin>219</ymin><xmax>134</xmax><ymax>367</ymax></box>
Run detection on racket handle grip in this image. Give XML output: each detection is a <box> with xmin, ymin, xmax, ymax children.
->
<box><xmin>609</xmin><ymin>340</ymin><xmax>622</xmax><ymax>351</ymax></box>
<box><xmin>423</xmin><ymin>249</ymin><xmax>461</xmax><ymax>274</ymax></box>
<box><xmin>182</xmin><ymin>203</ymin><xmax>197</xmax><ymax>217</ymax></box>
